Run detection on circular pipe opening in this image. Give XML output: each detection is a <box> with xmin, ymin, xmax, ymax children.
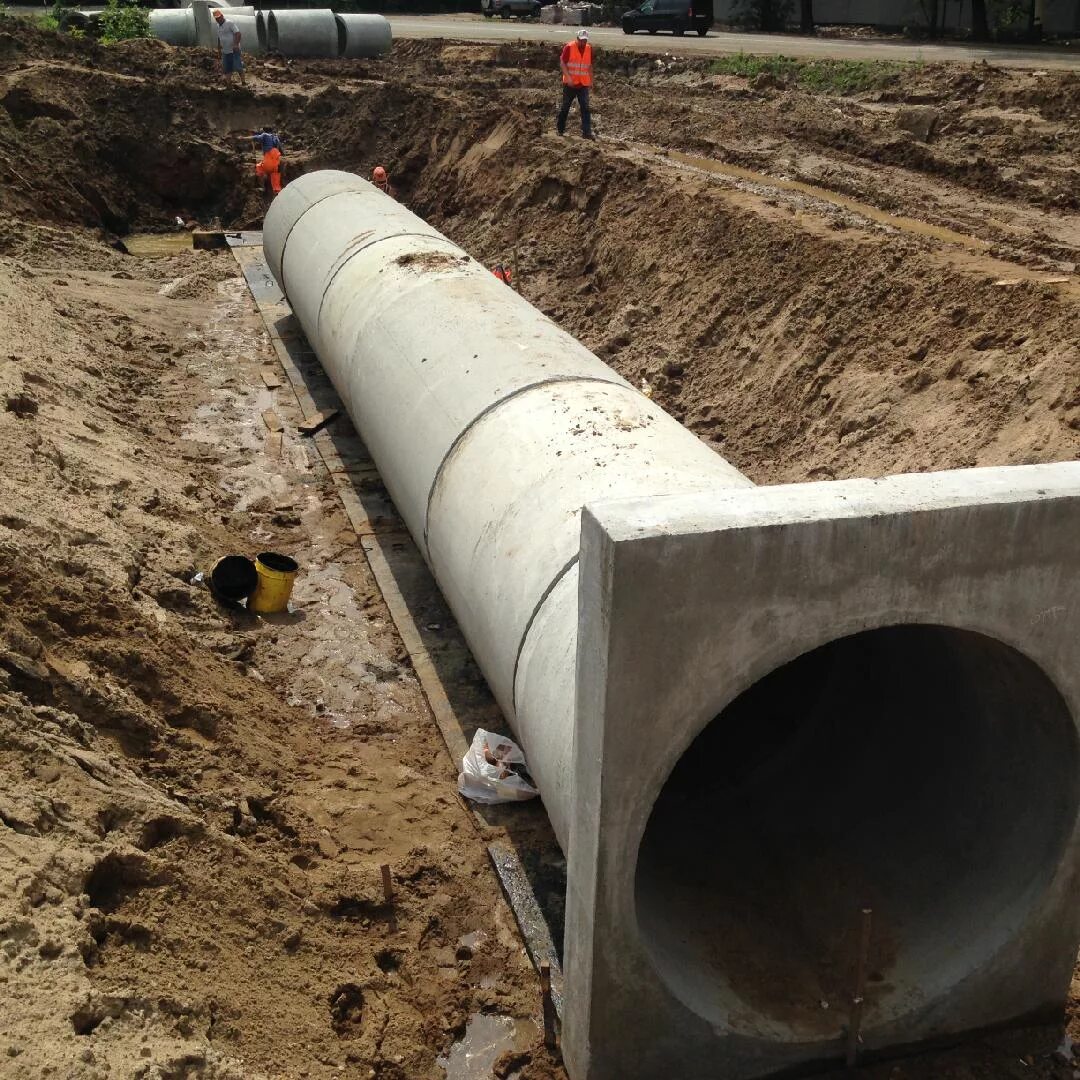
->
<box><xmin>635</xmin><ymin>625</ymin><xmax>1078</xmax><ymax>1040</ymax></box>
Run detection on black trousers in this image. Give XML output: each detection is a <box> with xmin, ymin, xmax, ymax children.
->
<box><xmin>557</xmin><ymin>85</ymin><xmax>592</xmax><ymax>137</ymax></box>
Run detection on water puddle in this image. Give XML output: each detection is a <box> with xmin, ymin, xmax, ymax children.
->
<box><xmin>122</xmin><ymin>232</ymin><xmax>194</xmax><ymax>257</ymax></box>
<box><xmin>654</xmin><ymin>146</ymin><xmax>990</xmax><ymax>249</ymax></box>
<box><xmin>437</xmin><ymin>1013</ymin><xmax>538</xmax><ymax>1080</ymax></box>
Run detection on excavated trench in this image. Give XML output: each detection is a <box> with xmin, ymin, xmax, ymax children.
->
<box><xmin>5</xmin><ymin>43</ymin><xmax>1080</xmax><ymax>1070</ymax></box>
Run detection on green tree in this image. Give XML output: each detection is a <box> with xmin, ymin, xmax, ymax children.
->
<box><xmin>98</xmin><ymin>0</ymin><xmax>150</xmax><ymax>44</ymax></box>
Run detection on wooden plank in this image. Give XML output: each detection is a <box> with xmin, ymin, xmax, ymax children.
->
<box><xmin>488</xmin><ymin>842</ymin><xmax>565</xmax><ymax>1019</ymax></box>
<box><xmin>193</xmin><ymin>230</ymin><xmax>227</xmax><ymax>251</ymax></box>
<box><xmin>265</xmin><ymin>431</ymin><xmax>283</xmax><ymax>459</ymax></box>
<box><xmin>298</xmin><ymin>409</ymin><xmax>340</xmax><ymax>437</ymax></box>
<box><xmin>261</xmin><ymin>370</ymin><xmax>283</xmax><ymax>389</ymax></box>
<box><xmin>261</xmin><ymin>408</ymin><xmax>284</xmax><ymax>433</ymax></box>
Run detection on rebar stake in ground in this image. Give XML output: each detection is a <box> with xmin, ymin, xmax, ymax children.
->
<box><xmin>846</xmin><ymin>907</ymin><xmax>874</xmax><ymax>1068</ymax></box>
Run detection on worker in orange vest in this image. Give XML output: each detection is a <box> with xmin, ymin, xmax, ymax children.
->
<box><xmin>255</xmin><ymin>144</ymin><xmax>283</xmax><ymax>197</ymax></box>
<box><xmin>372</xmin><ymin>165</ymin><xmax>396</xmax><ymax>199</ymax></box>
<box><xmin>492</xmin><ymin>264</ymin><xmax>513</xmax><ymax>285</ymax></box>
<box><xmin>557</xmin><ymin>28</ymin><xmax>594</xmax><ymax>140</ymax></box>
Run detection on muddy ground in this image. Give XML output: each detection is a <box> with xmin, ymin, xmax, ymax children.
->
<box><xmin>1</xmin><ymin>19</ymin><xmax>1079</xmax><ymax>1080</ymax></box>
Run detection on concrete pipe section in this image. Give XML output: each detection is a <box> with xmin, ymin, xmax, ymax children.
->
<box><xmin>265</xmin><ymin>171</ymin><xmax>1080</xmax><ymax>1080</ymax></box>
<box><xmin>335</xmin><ymin>13</ymin><xmax>393</xmax><ymax>58</ymax></box>
<box><xmin>149</xmin><ymin>8</ymin><xmax>196</xmax><ymax>46</ymax></box>
<box><xmin>266</xmin><ymin>9</ymin><xmax>338</xmax><ymax>58</ymax></box>
<box><xmin>228</xmin><ymin>11</ymin><xmax>263</xmax><ymax>55</ymax></box>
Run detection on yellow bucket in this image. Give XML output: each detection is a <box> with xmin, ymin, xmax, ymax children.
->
<box><xmin>249</xmin><ymin>552</ymin><xmax>299</xmax><ymax>614</ymax></box>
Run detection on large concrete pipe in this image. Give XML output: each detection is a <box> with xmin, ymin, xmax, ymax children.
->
<box><xmin>266</xmin><ymin>9</ymin><xmax>338</xmax><ymax>57</ymax></box>
<box><xmin>264</xmin><ymin>171</ymin><xmax>1080</xmax><ymax>1080</ymax></box>
<box><xmin>228</xmin><ymin>11</ymin><xmax>263</xmax><ymax>55</ymax></box>
<box><xmin>149</xmin><ymin>8</ymin><xmax>196</xmax><ymax>46</ymax></box>
<box><xmin>334</xmin><ymin>13</ymin><xmax>392</xmax><ymax>58</ymax></box>
<box><xmin>264</xmin><ymin>169</ymin><xmax>751</xmax><ymax>848</ymax></box>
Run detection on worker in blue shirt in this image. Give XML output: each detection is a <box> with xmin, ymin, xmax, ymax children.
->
<box><xmin>240</xmin><ymin>130</ymin><xmax>284</xmax><ymax>195</ymax></box>
<box><xmin>246</xmin><ymin>129</ymin><xmax>282</xmax><ymax>153</ymax></box>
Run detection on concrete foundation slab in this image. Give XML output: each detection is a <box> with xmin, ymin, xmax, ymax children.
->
<box><xmin>567</xmin><ymin>466</ymin><xmax>1080</xmax><ymax>1078</ymax></box>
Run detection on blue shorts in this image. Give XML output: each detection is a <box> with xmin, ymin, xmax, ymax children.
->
<box><xmin>222</xmin><ymin>51</ymin><xmax>243</xmax><ymax>74</ymax></box>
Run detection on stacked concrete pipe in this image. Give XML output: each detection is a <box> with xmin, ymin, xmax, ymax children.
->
<box><xmin>149</xmin><ymin>7</ymin><xmax>196</xmax><ymax>46</ymax></box>
<box><xmin>335</xmin><ymin>13</ymin><xmax>393</xmax><ymax>58</ymax></box>
<box><xmin>266</xmin><ymin>9</ymin><xmax>338</xmax><ymax>57</ymax></box>
<box><xmin>264</xmin><ymin>171</ymin><xmax>1080</xmax><ymax>1080</ymax></box>
<box><xmin>150</xmin><ymin>3</ymin><xmax>390</xmax><ymax>58</ymax></box>
<box><xmin>227</xmin><ymin>10</ymin><xmax>264</xmax><ymax>54</ymax></box>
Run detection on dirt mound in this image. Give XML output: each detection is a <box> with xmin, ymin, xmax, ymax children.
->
<box><xmin>0</xmin><ymin>243</ymin><xmax>548</xmax><ymax>1077</ymax></box>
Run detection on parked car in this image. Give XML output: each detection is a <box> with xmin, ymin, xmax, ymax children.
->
<box><xmin>621</xmin><ymin>0</ymin><xmax>713</xmax><ymax>35</ymax></box>
<box><xmin>481</xmin><ymin>0</ymin><xmax>542</xmax><ymax>17</ymax></box>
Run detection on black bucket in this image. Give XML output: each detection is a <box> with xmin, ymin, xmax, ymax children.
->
<box><xmin>210</xmin><ymin>555</ymin><xmax>259</xmax><ymax>603</ymax></box>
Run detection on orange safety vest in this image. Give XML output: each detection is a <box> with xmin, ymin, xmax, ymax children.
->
<box><xmin>562</xmin><ymin>41</ymin><xmax>592</xmax><ymax>88</ymax></box>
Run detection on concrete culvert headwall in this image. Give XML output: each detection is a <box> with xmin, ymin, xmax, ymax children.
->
<box><xmin>636</xmin><ymin>623</ymin><xmax>1080</xmax><ymax>1039</ymax></box>
<box><xmin>265</xmin><ymin>170</ymin><xmax>1080</xmax><ymax>1080</ymax></box>
<box><xmin>267</xmin><ymin>10</ymin><xmax>339</xmax><ymax>58</ymax></box>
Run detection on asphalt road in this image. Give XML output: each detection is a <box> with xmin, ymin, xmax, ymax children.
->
<box><xmin>387</xmin><ymin>14</ymin><xmax>1080</xmax><ymax>69</ymax></box>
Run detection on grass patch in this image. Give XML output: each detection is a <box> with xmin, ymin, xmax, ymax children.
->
<box><xmin>708</xmin><ymin>53</ymin><xmax>909</xmax><ymax>93</ymax></box>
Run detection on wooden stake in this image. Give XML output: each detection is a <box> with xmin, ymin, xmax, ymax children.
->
<box><xmin>846</xmin><ymin>907</ymin><xmax>873</xmax><ymax>1068</ymax></box>
<box><xmin>540</xmin><ymin>962</ymin><xmax>557</xmax><ymax>1052</ymax></box>
<box><xmin>380</xmin><ymin>863</ymin><xmax>397</xmax><ymax>934</ymax></box>
<box><xmin>261</xmin><ymin>408</ymin><xmax>283</xmax><ymax>433</ymax></box>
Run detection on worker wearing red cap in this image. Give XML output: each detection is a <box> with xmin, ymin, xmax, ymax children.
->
<box><xmin>372</xmin><ymin>166</ymin><xmax>396</xmax><ymax>199</ymax></box>
<box><xmin>212</xmin><ymin>9</ymin><xmax>245</xmax><ymax>86</ymax></box>
<box><xmin>557</xmin><ymin>29</ymin><xmax>594</xmax><ymax>140</ymax></box>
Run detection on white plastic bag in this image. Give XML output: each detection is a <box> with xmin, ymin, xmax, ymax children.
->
<box><xmin>458</xmin><ymin>729</ymin><xmax>539</xmax><ymax>804</ymax></box>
